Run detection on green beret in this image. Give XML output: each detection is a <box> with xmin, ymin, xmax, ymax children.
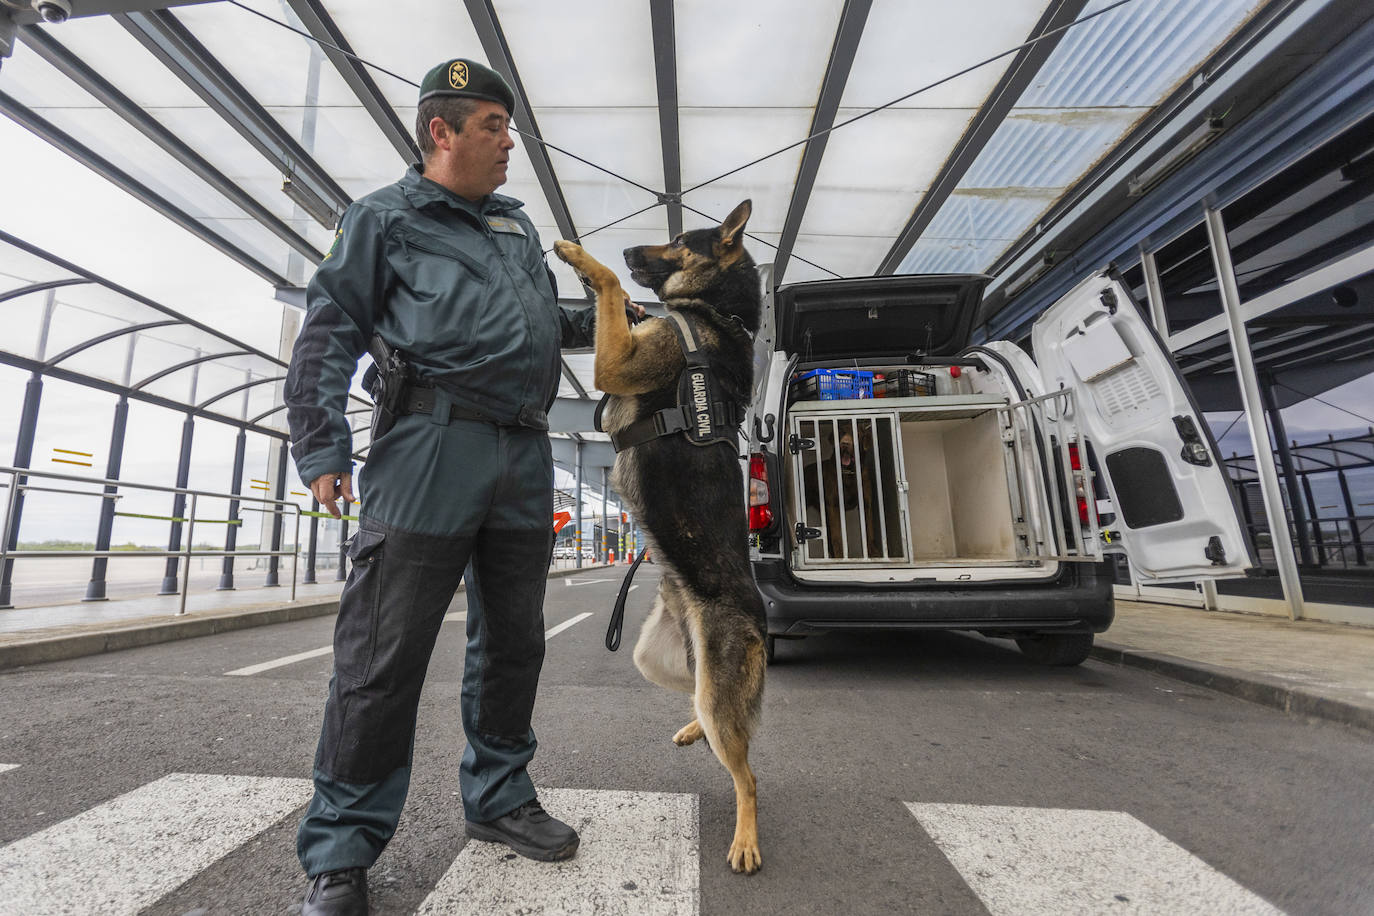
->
<box><xmin>418</xmin><ymin>58</ymin><xmax>515</xmax><ymax>114</ymax></box>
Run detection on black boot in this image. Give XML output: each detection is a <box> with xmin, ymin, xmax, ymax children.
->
<box><xmin>302</xmin><ymin>867</ymin><xmax>368</xmax><ymax>916</ymax></box>
<box><xmin>465</xmin><ymin>798</ymin><xmax>580</xmax><ymax>861</ymax></box>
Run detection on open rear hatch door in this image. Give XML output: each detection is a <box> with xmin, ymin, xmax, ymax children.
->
<box><xmin>1031</xmin><ymin>272</ymin><xmax>1257</xmax><ymax>583</ymax></box>
<box><xmin>776</xmin><ymin>274</ymin><xmax>991</xmax><ymax>360</ymax></box>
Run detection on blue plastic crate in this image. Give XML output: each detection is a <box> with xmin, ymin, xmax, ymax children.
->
<box><xmin>794</xmin><ymin>368</ymin><xmax>873</xmax><ymax>400</ymax></box>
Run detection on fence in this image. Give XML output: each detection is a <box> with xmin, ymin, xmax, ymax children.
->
<box><xmin>0</xmin><ymin>465</ymin><xmax>301</xmax><ymax>615</ymax></box>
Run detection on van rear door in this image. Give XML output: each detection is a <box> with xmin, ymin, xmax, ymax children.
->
<box><xmin>1029</xmin><ymin>271</ymin><xmax>1256</xmax><ymax>583</ymax></box>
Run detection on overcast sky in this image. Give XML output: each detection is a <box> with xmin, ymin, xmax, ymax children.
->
<box><xmin>2</xmin><ymin>113</ymin><xmax>1371</xmax><ymax>545</ymax></box>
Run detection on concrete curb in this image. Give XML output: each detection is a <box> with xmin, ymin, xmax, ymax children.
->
<box><xmin>1091</xmin><ymin>641</ymin><xmax>1374</xmax><ymax>734</ymax></box>
<box><xmin>0</xmin><ymin>563</ymin><xmax>619</xmax><ymax>672</ymax></box>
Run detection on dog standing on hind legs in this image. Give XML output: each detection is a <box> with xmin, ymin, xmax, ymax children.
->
<box><xmin>553</xmin><ymin>200</ymin><xmax>766</xmax><ymax>874</ymax></box>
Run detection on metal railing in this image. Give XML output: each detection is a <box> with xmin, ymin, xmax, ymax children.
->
<box><xmin>0</xmin><ymin>465</ymin><xmax>301</xmax><ymax>615</ymax></box>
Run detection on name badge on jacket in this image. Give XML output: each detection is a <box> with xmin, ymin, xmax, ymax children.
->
<box><xmin>485</xmin><ymin>216</ymin><xmax>527</xmax><ymax>236</ymax></box>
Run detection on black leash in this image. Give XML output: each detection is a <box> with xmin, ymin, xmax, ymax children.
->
<box><xmin>605</xmin><ymin>548</ymin><xmax>649</xmax><ymax>651</ymax></box>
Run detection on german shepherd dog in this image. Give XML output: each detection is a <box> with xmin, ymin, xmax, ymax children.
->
<box><xmin>553</xmin><ymin>200</ymin><xmax>766</xmax><ymax>874</ymax></box>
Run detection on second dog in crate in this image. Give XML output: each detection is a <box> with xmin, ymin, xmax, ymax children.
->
<box><xmin>820</xmin><ymin>420</ymin><xmax>883</xmax><ymax>559</ymax></box>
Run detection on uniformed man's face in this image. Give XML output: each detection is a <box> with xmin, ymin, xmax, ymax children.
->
<box><xmin>440</xmin><ymin>101</ymin><xmax>515</xmax><ymax>199</ymax></box>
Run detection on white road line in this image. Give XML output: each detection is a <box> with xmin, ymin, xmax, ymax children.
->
<box><xmin>0</xmin><ymin>764</ymin><xmax>18</xmax><ymax>774</ymax></box>
<box><xmin>0</xmin><ymin>773</ymin><xmax>312</xmax><ymax>916</ymax></box>
<box><xmin>225</xmin><ymin>646</ymin><xmax>332</xmax><ymax>677</ymax></box>
<box><xmin>226</xmin><ymin>612</ymin><xmax>468</xmax><ymax>676</ymax></box>
<box><xmin>907</xmin><ymin>803</ymin><xmax>1285</xmax><ymax>915</ymax></box>
<box><xmin>545</xmin><ymin>612</ymin><xmax>593</xmax><ymax>640</ymax></box>
<box><xmin>564</xmin><ymin>578</ymin><xmax>616</xmax><ymax>587</ymax></box>
<box><xmin>416</xmin><ymin>788</ymin><xmax>698</xmax><ymax>916</ymax></box>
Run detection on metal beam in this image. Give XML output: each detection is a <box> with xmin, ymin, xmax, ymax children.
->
<box><xmin>117</xmin><ymin>8</ymin><xmax>350</xmax><ymax>221</ymax></box>
<box><xmin>464</xmin><ymin>0</ymin><xmax>580</xmax><ymax>245</ymax></box>
<box><xmin>0</xmin><ymin>92</ymin><xmax>290</xmax><ymax>286</ymax></box>
<box><xmin>876</xmin><ymin>0</ymin><xmax>1088</xmax><ymax>276</ymax></box>
<box><xmin>648</xmin><ymin>0</ymin><xmax>682</xmax><ymax>239</ymax></box>
<box><xmin>982</xmin><ymin>0</ymin><xmax>1365</xmax><ymax>340</ymax></box>
<box><xmin>19</xmin><ymin>26</ymin><xmax>325</xmax><ymax>264</ymax></box>
<box><xmin>1205</xmin><ymin>206</ymin><xmax>1305</xmax><ymax>620</ymax></box>
<box><xmin>550</xmin><ymin>436</ymin><xmax>615</xmax><ymax>470</ymax></box>
<box><xmin>4</xmin><ymin>1</ymin><xmax>215</xmax><ymax>29</ymax></box>
<box><xmin>548</xmin><ymin>396</ymin><xmax>599</xmax><ymax>434</ymax></box>
<box><xmin>283</xmin><ymin>0</ymin><xmax>419</xmax><ymax>163</ymax></box>
<box><xmin>771</xmin><ymin>0</ymin><xmax>870</xmax><ymax>285</ymax></box>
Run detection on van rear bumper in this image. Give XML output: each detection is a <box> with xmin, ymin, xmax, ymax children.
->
<box><xmin>752</xmin><ymin>559</ymin><xmax>1115</xmax><ymax>635</ymax></box>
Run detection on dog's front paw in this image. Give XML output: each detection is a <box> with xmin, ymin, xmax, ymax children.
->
<box><xmin>553</xmin><ymin>240</ymin><xmax>615</xmax><ymax>288</ymax></box>
<box><xmin>727</xmin><ymin>838</ymin><xmax>762</xmax><ymax>875</ymax></box>
<box><xmin>672</xmin><ymin>720</ymin><xmax>704</xmax><ymax>746</ymax></box>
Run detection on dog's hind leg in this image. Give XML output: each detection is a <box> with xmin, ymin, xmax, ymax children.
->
<box><xmin>691</xmin><ymin>611</ymin><xmax>766</xmax><ymax>874</ymax></box>
<box><xmin>632</xmin><ymin>579</ymin><xmax>695</xmax><ymax>695</ymax></box>
<box><xmin>672</xmin><ymin>719</ymin><xmax>704</xmax><ymax>746</ymax></box>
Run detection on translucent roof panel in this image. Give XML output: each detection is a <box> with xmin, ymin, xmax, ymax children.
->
<box><xmin>899</xmin><ymin>0</ymin><xmax>1265</xmax><ymax>275</ymax></box>
<box><xmin>1</xmin><ymin>0</ymin><xmax>1289</xmax><ymax>421</ymax></box>
<box><xmin>796</xmin><ymin>0</ymin><xmax>1052</xmax><ymax>276</ymax></box>
<box><xmin>1</xmin><ymin>39</ymin><xmax>297</xmax><ymax>278</ymax></box>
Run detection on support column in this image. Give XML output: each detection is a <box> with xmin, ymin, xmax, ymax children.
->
<box><xmin>265</xmin><ymin>439</ymin><xmax>288</xmax><ymax>587</ymax></box>
<box><xmin>218</xmin><ymin>428</ymin><xmax>248</xmax><ymax>590</ymax></box>
<box><xmin>601</xmin><ymin>467</ymin><xmax>609</xmax><ymax>564</ymax></box>
<box><xmin>574</xmin><ymin>441</ymin><xmax>584</xmax><ymax>570</ymax></box>
<box><xmin>0</xmin><ymin>371</ymin><xmax>44</xmax><ymax>609</ymax></box>
<box><xmin>1139</xmin><ymin>247</ymin><xmax>1170</xmax><ymax>338</ymax></box>
<box><xmin>1259</xmin><ymin>372</ymin><xmax>1313</xmax><ymax>567</ymax></box>
<box><xmin>1336</xmin><ymin>464</ymin><xmax>1364</xmax><ymax>566</ymax></box>
<box><xmin>1300</xmin><ymin>474</ymin><xmax>1325</xmax><ymax>566</ymax></box>
<box><xmin>1204</xmin><ymin>207</ymin><xmax>1304</xmax><ymax>620</ymax></box>
<box><xmin>159</xmin><ymin>413</ymin><xmax>195</xmax><ymax>595</ymax></box>
<box><xmin>84</xmin><ymin>395</ymin><xmax>129</xmax><ymax>601</ymax></box>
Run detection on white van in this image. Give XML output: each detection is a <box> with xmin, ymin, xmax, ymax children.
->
<box><xmin>742</xmin><ymin>269</ymin><xmax>1256</xmax><ymax>665</ymax></box>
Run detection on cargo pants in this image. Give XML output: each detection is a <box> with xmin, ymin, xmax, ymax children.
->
<box><xmin>297</xmin><ymin>412</ymin><xmax>555</xmax><ymax>877</ymax></box>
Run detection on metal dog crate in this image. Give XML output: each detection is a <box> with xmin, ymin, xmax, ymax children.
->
<box><xmin>789</xmin><ymin>408</ymin><xmax>909</xmax><ymax>566</ymax></box>
<box><xmin>787</xmin><ymin>392</ymin><xmax>1101</xmax><ymax>569</ymax></box>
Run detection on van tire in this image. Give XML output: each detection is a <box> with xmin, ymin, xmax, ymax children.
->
<box><xmin>1016</xmin><ymin>632</ymin><xmax>1093</xmax><ymax>666</ymax></box>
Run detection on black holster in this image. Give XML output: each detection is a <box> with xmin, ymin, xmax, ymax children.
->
<box><xmin>363</xmin><ymin>335</ymin><xmax>414</xmax><ymax>439</ymax></box>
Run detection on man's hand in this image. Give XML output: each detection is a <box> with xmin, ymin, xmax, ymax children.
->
<box><xmin>310</xmin><ymin>471</ymin><xmax>355</xmax><ymax>519</ymax></box>
<box><xmin>624</xmin><ymin>293</ymin><xmax>646</xmax><ymax>324</ymax></box>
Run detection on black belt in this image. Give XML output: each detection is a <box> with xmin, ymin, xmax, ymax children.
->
<box><xmin>402</xmin><ymin>386</ymin><xmax>498</xmax><ymax>424</ymax></box>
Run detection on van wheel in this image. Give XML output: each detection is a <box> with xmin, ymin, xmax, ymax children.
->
<box><xmin>765</xmin><ymin>635</ymin><xmax>777</xmax><ymax>665</ymax></box>
<box><xmin>1016</xmin><ymin>633</ymin><xmax>1094</xmax><ymax>666</ymax></box>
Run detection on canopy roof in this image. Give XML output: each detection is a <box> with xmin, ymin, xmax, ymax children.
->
<box><xmin>0</xmin><ymin>0</ymin><xmax>1271</xmax><ymax>405</ymax></box>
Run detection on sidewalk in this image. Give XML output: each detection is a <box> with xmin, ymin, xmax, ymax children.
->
<box><xmin>0</xmin><ymin>563</ymin><xmax>615</xmax><ymax>671</ymax></box>
<box><xmin>1093</xmin><ymin>597</ymin><xmax>1374</xmax><ymax>732</ymax></box>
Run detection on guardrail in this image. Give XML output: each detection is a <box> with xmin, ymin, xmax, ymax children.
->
<box><xmin>0</xmin><ymin>465</ymin><xmax>301</xmax><ymax>615</ymax></box>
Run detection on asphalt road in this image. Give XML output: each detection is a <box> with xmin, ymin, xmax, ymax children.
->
<box><xmin>0</xmin><ymin>566</ymin><xmax>1370</xmax><ymax>915</ymax></box>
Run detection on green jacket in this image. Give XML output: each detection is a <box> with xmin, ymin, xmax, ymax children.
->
<box><xmin>285</xmin><ymin>166</ymin><xmax>594</xmax><ymax>486</ymax></box>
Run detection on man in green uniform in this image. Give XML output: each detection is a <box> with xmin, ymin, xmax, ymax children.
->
<box><xmin>286</xmin><ymin>58</ymin><xmax>623</xmax><ymax>916</ymax></box>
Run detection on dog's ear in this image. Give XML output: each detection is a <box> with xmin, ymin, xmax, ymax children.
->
<box><xmin>718</xmin><ymin>199</ymin><xmax>752</xmax><ymax>248</ymax></box>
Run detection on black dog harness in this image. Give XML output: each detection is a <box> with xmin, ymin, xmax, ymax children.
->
<box><xmin>598</xmin><ymin>312</ymin><xmax>741</xmax><ymax>452</ymax></box>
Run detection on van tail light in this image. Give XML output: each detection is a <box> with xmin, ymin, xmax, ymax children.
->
<box><xmin>748</xmin><ymin>452</ymin><xmax>774</xmax><ymax>531</ymax></box>
<box><xmin>1068</xmin><ymin>442</ymin><xmax>1089</xmax><ymax>524</ymax></box>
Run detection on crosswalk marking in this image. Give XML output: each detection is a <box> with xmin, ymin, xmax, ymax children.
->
<box><xmin>416</xmin><ymin>788</ymin><xmax>698</xmax><ymax>916</ymax></box>
<box><xmin>0</xmin><ymin>773</ymin><xmax>312</xmax><ymax>916</ymax></box>
<box><xmin>546</xmin><ymin>612</ymin><xmax>593</xmax><ymax>640</ymax></box>
<box><xmin>906</xmin><ymin>803</ymin><xmax>1285</xmax><ymax>915</ymax></box>
<box><xmin>0</xmin><ymin>764</ymin><xmax>18</xmax><ymax>774</ymax></box>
